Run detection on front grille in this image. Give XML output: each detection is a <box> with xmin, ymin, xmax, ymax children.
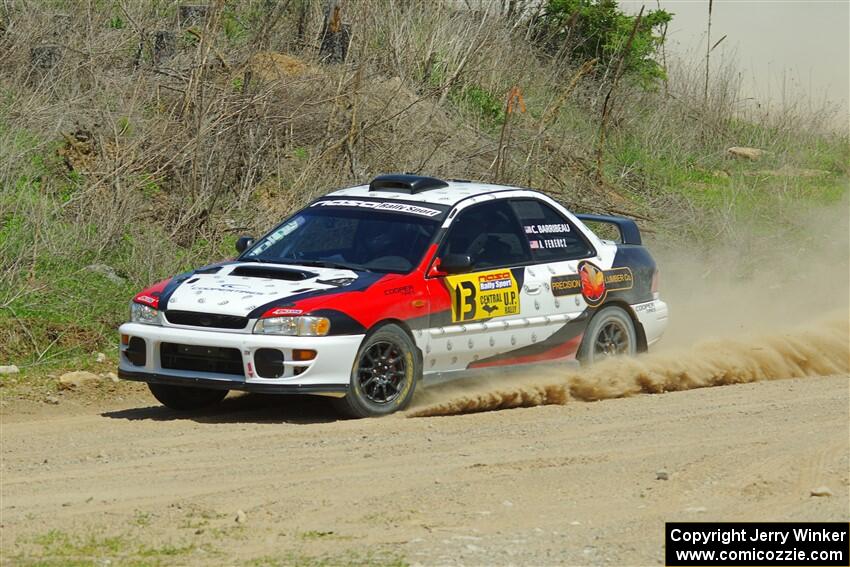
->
<box><xmin>164</xmin><ymin>310</ymin><xmax>248</xmax><ymax>330</ymax></box>
<box><xmin>160</xmin><ymin>343</ymin><xmax>244</xmax><ymax>376</ymax></box>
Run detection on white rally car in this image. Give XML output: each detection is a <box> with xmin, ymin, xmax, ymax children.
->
<box><xmin>119</xmin><ymin>175</ymin><xmax>668</xmax><ymax>417</ymax></box>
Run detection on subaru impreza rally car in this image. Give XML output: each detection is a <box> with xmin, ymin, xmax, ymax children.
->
<box><xmin>119</xmin><ymin>174</ymin><xmax>668</xmax><ymax>417</ymax></box>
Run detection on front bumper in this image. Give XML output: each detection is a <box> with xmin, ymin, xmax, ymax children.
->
<box><xmin>118</xmin><ymin>322</ymin><xmax>363</xmax><ymax>395</ymax></box>
<box><xmin>118</xmin><ymin>369</ymin><xmax>348</xmax><ymax>395</ymax></box>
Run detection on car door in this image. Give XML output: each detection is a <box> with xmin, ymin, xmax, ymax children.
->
<box><xmin>423</xmin><ymin>198</ymin><xmax>538</xmax><ymax>372</ymax></box>
<box><xmin>507</xmin><ymin>197</ymin><xmax>597</xmax><ymax>360</ymax></box>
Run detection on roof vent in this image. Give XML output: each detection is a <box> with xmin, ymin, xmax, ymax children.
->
<box><xmin>368</xmin><ymin>174</ymin><xmax>449</xmax><ymax>194</ymax></box>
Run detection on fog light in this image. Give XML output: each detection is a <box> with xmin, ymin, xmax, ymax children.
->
<box><xmin>125</xmin><ymin>337</ymin><xmax>146</xmax><ymax>366</ymax></box>
<box><xmin>121</xmin><ymin>334</ymin><xmax>130</xmax><ymax>345</ymax></box>
<box><xmin>254</xmin><ymin>348</ymin><xmax>285</xmax><ymax>378</ymax></box>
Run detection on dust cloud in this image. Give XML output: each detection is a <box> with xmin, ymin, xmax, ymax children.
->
<box><xmin>409</xmin><ymin>315</ymin><xmax>848</xmax><ymax>417</ymax></box>
<box><xmin>409</xmin><ymin>204</ymin><xmax>850</xmax><ymax>418</ymax></box>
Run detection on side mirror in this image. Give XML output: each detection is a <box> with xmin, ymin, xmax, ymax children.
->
<box><xmin>235</xmin><ymin>235</ymin><xmax>255</xmax><ymax>254</ymax></box>
<box><xmin>438</xmin><ymin>253</ymin><xmax>472</xmax><ymax>275</ymax></box>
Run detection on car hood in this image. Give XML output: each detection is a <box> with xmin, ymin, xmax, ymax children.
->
<box><xmin>163</xmin><ymin>262</ymin><xmax>362</xmax><ymax>318</ymax></box>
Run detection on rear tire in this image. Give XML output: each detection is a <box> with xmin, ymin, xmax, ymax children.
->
<box><xmin>333</xmin><ymin>324</ymin><xmax>420</xmax><ymax>418</ymax></box>
<box><xmin>148</xmin><ymin>383</ymin><xmax>228</xmax><ymax>410</ymax></box>
<box><xmin>577</xmin><ymin>306</ymin><xmax>637</xmax><ymax>366</ymax></box>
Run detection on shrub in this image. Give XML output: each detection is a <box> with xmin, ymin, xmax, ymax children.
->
<box><xmin>532</xmin><ymin>0</ymin><xmax>672</xmax><ymax>85</ymax></box>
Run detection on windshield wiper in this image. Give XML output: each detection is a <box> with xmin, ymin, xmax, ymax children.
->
<box><xmin>282</xmin><ymin>259</ymin><xmax>372</xmax><ymax>272</ymax></box>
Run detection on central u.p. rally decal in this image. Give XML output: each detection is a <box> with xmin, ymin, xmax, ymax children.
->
<box><xmin>446</xmin><ymin>269</ymin><xmax>520</xmax><ymax>322</ymax></box>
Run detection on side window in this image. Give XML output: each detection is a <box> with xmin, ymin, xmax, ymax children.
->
<box><xmin>510</xmin><ymin>199</ymin><xmax>594</xmax><ymax>262</ymax></box>
<box><xmin>441</xmin><ymin>200</ymin><xmax>531</xmax><ymax>270</ymax></box>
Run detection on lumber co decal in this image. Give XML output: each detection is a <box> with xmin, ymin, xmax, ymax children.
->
<box><xmin>446</xmin><ymin>269</ymin><xmax>520</xmax><ymax>322</ymax></box>
<box><xmin>551</xmin><ymin>262</ymin><xmax>633</xmax><ymax>306</ymax></box>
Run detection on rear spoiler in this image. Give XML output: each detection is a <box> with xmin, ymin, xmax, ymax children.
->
<box><xmin>575</xmin><ymin>214</ymin><xmax>642</xmax><ymax>246</ymax></box>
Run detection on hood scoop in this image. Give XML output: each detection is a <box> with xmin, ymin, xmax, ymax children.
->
<box><xmin>195</xmin><ymin>265</ymin><xmax>222</xmax><ymax>275</ymax></box>
<box><xmin>230</xmin><ymin>265</ymin><xmax>317</xmax><ymax>281</ymax></box>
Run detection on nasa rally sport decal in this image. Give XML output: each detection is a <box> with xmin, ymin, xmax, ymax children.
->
<box><xmin>446</xmin><ymin>269</ymin><xmax>520</xmax><ymax>322</ymax></box>
<box><xmin>551</xmin><ymin>261</ymin><xmax>633</xmax><ymax>306</ymax></box>
<box><xmin>310</xmin><ymin>199</ymin><xmax>442</xmax><ymax>217</ymax></box>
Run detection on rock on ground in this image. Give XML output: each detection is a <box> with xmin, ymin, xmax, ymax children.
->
<box><xmin>0</xmin><ymin>365</ymin><xmax>20</xmax><ymax>375</ymax></box>
<box><xmin>57</xmin><ymin>371</ymin><xmax>101</xmax><ymax>390</ymax></box>
<box><xmin>243</xmin><ymin>52</ymin><xmax>311</xmax><ymax>83</ymax></box>
<box><xmin>726</xmin><ymin>146</ymin><xmax>765</xmax><ymax>160</ymax></box>
<box><xmin>84</xmin><ymin>264</ymin><xmax>125</xmax><ymax>284</ymax></box>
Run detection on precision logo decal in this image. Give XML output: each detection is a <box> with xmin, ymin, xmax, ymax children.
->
<box><xmin>446</xmin><ymin>269</ymin><xmax>520</xmax><ymax>322</ymax></box>
<box><xmin>311</xmin><ymin>199</ymin><xmax>442</xmax><ymax>217</ymax></box>
<box><xmin>551</xmin><ymin>262</ymin><xmax>633</xmax><ymax>306</ymax></box>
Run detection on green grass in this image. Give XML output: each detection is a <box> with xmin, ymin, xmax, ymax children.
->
<box><xmin>247</xmin><ymin>551</ymin><xmax>408</xmax><ymax>567</ymax></box>
<box><xmin>0</xmin><ymin>121</ymin><xmax>235</xmax><ymax>379</ymax></box>
<box><xmin>299</xmin><ymin>530</ymin><xmax>338</xmax><ymax>540</ymax></box>
<box><xmin>13</xmin><ymin>530</ymin><xmax>194</xmax><ymax>567</ymax></box>
<box><xmin>453</xmin><ymin>84</ymin><xmax>505</xmax><ymax>125</ymax></box>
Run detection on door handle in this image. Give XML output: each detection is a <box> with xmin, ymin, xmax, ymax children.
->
<box><xmin>525</xmin><ymin>284</ymin><xmax>542</xmax><ymax>295</ymax></box>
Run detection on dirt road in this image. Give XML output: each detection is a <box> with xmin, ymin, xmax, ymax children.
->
<box><xmin>2</xmin><ymin>372</ymin><xmax>848</xmax><ymax>566</ymax></box>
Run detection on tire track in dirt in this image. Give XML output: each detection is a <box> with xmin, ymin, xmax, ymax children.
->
<box><xmin>408</xmin><ymin>314</ymin><xmax>849</xmax><ymax>417</ymax></box>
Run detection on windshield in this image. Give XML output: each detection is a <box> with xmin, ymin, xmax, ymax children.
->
<box><xmin>243</xmin><ymin>206</ymin><xmax>441</xmax><ymax>273</ymax></box>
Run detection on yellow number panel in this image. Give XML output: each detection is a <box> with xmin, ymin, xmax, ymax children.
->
<box><xmin>446</xmin><ymin>269</ymin><xmax>521</xmax><ymax>322</ymax></box>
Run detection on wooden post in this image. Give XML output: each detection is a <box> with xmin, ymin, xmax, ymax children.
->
<box><xmin>319</xmin><ymin>1</ymin><xmax>350</xmax><ymax>64</ymax></box>
<box><xmin>30</xmin><ymin>45</ymin><xmax>61</xmax><ymax>71</ymax></box>
<box><xmin>179</xmin><ymin>4</ymin><xmax>209</xmax><ymax>28</ymax></box>
<box><xmin>656</xmin><ymin>0</ymin><xmax>669</xmax><ymax>97</ymax></box>
<box><xmin>296</xmin><ymin>0</ymin><xmax>311</xmax><ymax>45</ymax></box>
<box><xmin>494</xmin><ymin>86</ymin><xmax>526</xmax><ymax>183</ymax></box>
<box><xmin>704</xmin><ymin>0</ymin><xmax>712</xmax><ymax>104</ymax></box>
<box><xmin>153</xmin><ymin>30</ymin><xmax>176</xmax><ymax>65</ymax></box>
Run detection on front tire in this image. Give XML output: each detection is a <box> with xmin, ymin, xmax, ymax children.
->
<box><xmin>148</xmin><ymin>383</ymin><xmax>228</xmax><ymax>410</ymax></box>
<box><xmin>577</xmin><ymin>306</ymin><xmax>637</xmax><ymax>365</ymax></box>
<box><xmin>333</xmin><ymin>324</ymin><xmax>420</xmax><ymax>418</ymax></box>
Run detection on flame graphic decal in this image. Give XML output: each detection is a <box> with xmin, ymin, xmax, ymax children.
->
<box><xmin>579</xmin><ymin>262</ymin><xmax>606</xmax><ymax>304</ymax></box>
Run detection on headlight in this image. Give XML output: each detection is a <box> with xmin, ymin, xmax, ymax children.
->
<box><xmin>130</xmin><ymin>302</ymin><xmax>160</xmax><ymax>325</ymax></box>
<box><xmin>254</xmin><ymin>316</ymin><xmax>330</xmax><ymax>336</ymax></box>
